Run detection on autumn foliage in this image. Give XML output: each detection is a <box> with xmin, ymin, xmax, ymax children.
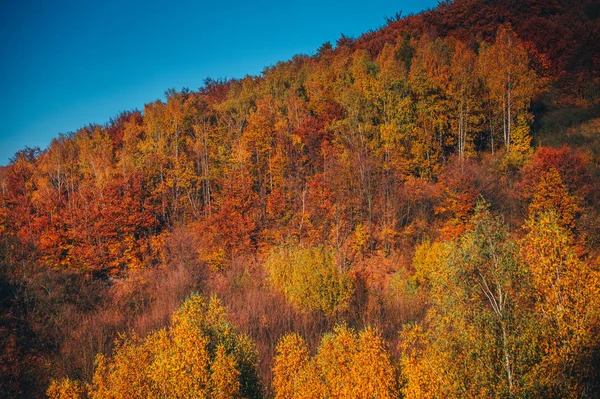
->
<box><xmin>2</xmin><ymin>0</ymin><xmax>600</xmax><ymax>397</ymax></box>
<box><xmin>273</xmin><ymin>325</ymin><xmax>398</xmax><ymax>399</ymax></box>
<box><xmin>47</xmin><ymin>295</ymin><xmax>258</xmax><ymax>399</ymax></box>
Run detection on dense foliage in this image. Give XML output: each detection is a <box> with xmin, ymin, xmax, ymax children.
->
<box><xmin>264</xmin><ymin>245</ymin><xmax>353</xmax><ymax>316</ymax></box>
<box><xmin>47</xmin><ymin>294</ymin><xmax>259</xmax><ymax>399</ymax></box>
<box><xmin>1</xmin><ymin>0</ymin><xmax>599</xmax><ymax>397</ymax></box>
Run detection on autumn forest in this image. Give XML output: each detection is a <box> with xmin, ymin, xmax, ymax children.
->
<box><xmin>2</xmin><ymin>0</ymin><xmax>600</xmax><ymax>397</ymax></box>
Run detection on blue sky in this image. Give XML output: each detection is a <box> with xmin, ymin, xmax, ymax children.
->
<box><xmin>0</xmin><ymin>0</ymin><xmax>437</xmax><ymax>165</ymax></box>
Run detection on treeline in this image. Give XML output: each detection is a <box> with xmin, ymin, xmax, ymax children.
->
<box><xmin>4</xmin><ymin>25</ymin><xmax>539</xmax><ymax>276</ymax></box>
<box><xmin>356</xmin><ymin>0</ymin><xmax>600</xmax><ymax>103</ymax></box>
<box><xmin>1</xmin><ymin>1</ymin><xmax>600</xmax><ymax>398</ymax></box>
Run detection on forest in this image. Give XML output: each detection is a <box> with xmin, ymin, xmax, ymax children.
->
<box><xmin>1</xmin><ymin>0</ymin><xmax>600</xmax><ymax>397</ymax></box>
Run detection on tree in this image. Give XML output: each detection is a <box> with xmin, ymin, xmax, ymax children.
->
<box><xmin>272</xmin><ymin>333</ymin><xmax>310</xmax><ymax>399</ymax></box>
<box><xmin>407</xmin><ymin>35</ymin><xmax>450</xmax><ymax>178</ymax></box>
<box><xmin>528</xmin><ymin>168</ymin><xmax>579</xmax><ymax>230</ymax></box>
<box><xmin>273</xmin><ymin>325</ymin><xmax>398</xmax><ymax>399</ymax></box>
<box><xmin>401</xmin><ymin>203</ymin><xmax>531</xmax><ymax>398</ymax></box>
<box><xmin>210</xmin><ymin>345</ymin><xmax>241</xmax><ymax>399</ymax></box>
<box><xmin>401</xmin><ymin>203</ymin><xmax>600</xmax><ymax>398</ymax></box>
<box><xmin>521</xmin><ymin>212</ymin><xmax>600</xmax><ymax>397</ymax></box>
<box><xmin>264</xmin><ymin>245</ymin><xmax>354</xmax><ymax>316</ymax></box>
<box><xmin>76</xmin><ymin>126</ymin><xmax>114</xmax><ymax>193</ymax></box>
<box><xmin>447</xmin><ymin>40</ymin><xmax>481</xmax><ymax>161</ymax></box>
<box><xmin>46</xmin><ymin>378</ymin><xmax>87</xmax><ymax>399</ymax></box>
<box><xmin>50</xmin><ymin>294</ymin><xmax>259</xmax><ymax>399</ymax></box>
<box><xmin>479</xmin><ymin>24</ymin><xmax>537</xmax><ymax>154</ymax></box>
<box><xmin>434</xmin><ymin>161</ymin><xmax>480</xmax><ymax>239</ymax></box>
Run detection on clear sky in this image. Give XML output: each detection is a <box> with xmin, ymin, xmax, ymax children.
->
<box><xmin>0</xmin><ymin>0</ymin><xmax>438</xmax><ymax>165</ymax></box>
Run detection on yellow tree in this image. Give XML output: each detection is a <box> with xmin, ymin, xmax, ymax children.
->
<box><xmin>528</xmin><ymin>168</ymin><xmax>580</xmax><ymax>231</ymax></box>
<box><xmin>137</xmin><ymin>90</ymin><xmax>198</xmax><ymax>224</ymax></box>
<box><xmin>373</xmin><ymin>42</ymin><xmax>414</xmax><ymax>247</ymax></box>
<box><xmin>479</xmin><ymin>24</ymin><xmax>537</xmax><ymax>154</ymax></box>
<box><xmin>401</xmin><ymin>203</ymin><xmax>600</xmax><ymax>398</ymax></box>
<box><xmin>315</xmin><ymin>324</ymin><xmax>359</xmax><ymax>399</ymax></box>
<box><xmin>408</xmin><ymin>35</ymin><xmax>451</xmax><ymax>178</ymax></box>
<box><xmin>272</xmin><ymin>333</ymin><xmax>311</xmax><ymax>399</ymax></box>
<box><xmin>242</xmin><ymin>94</ymin><xmax>289</xmax><ymax>229</ymax></box>
<box><xmin>521</xmin><ymin>212</ymin><xmax>600</xmax><ymax>397</ymax></box>
<box><xmin>272</xmin><ymin>325</ymin><xmax>398</xmax><ymax>399</ymax></box>
<box><xmin>328</xmin><ymin>49</ymin><xmax>379</xmax><ymax>224</ymax></box>
<box><xmin>117</xmin><ymin>111</ymin><xmax>145</xmax><ymax>177</ymax></box>
<box><xmin>147</xmin><ymin>318</ymin><xmax>211</xmax><ymax>398</ymax></box>
<box><xmin>448</xmin><ymin>40</ymin><xmax>481</xmax><ymax>162</ymax></box>
<box><xmin>76</xmin><ymin>126</ymin><xmax>114</xmax><ymax>194</ymax></box>
<box><xmin>91</xmin><ymin>334</ymin><xmax>157</xmax><ymax>399</ymax></box>
<box><xmin>210</xmin><ymin>345</ymin><xmax>241</xmax><ymax>399</ymax></box>
<box><xmin>351</xmin><ymin>327</ymin><xmax>398</xmax><ymax>399</ymax></box>
<box><xmin>46</xmin><ymin>379</ymin><xmax>87</xmax><ymax>399</ymax></box>
<box><xmin>50</xmin><ymin>294</ymin><xmax>258</xmax><ymax>399</ymax></box>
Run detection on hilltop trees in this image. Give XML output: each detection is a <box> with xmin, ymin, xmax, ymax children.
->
<box><xmin>479</xmin><ymin>24</ymin><xmax>537</xmax><ymax>155</ymax></box>
<box><xmin>448</xmin><ymin>40</ymin><xmax>480</xmax><ymax>161</ymax></box>
<box><xmin>0</xmin><ymin>24</ymin><xmax>541</xmax><ymax>277</ymax></box>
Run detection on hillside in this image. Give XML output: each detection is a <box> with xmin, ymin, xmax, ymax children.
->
<box><xmin>357</xmin><ymin>0</ymin><xmax>600</xmax><ymax>103</ymax></box>
<box><xmin>1</xmin><ymin>0</ymin><xmax>600</xmax><ymax>398</ymax></box>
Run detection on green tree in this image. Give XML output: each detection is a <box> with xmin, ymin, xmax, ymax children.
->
<box><xmin>264</xmin><ymin>245</ymin><xmax>354</xmax><ymax>316</ymax></box>
<box><xmin>401</xmin><ymin>203</ymin><xmax>531</xmax><ymax>398</ymax></box>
